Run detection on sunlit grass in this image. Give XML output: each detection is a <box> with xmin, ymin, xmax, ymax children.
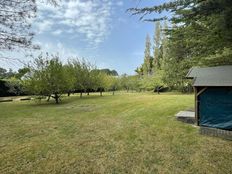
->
<box><xmin>0</xmin><ymin>92</ymin><xmax>231</xmax><ymax>173</ymax></box>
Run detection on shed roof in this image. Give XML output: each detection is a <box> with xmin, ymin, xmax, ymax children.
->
<box><xmin>186</xmin><ymin>65</ymin><xmax>232</xmax><ymax>86</ymax></box>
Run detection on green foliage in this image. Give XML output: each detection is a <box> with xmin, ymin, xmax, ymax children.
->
<box><xmin>98</xmin><ymin>69</ymin><xmax>118</xmax><ymax>76</ymax></box>
<box><xmin>15</xmin><ymin>67</ymin><xmax>30</xmax><ymax>79</ymax></box>
<box><xmin>143</xmin><ymin>34</ymin><xmax>152</xmax><ymax>75</ymax></box>
<box><xmin>92</xmin><ymin>70</ymin><xmax>108</xmax><ymax>95</ymax></box>
<box><xmin>119</xmin><ymin>74</ymin><xmax>132</xmax><ymax>91</ymax></box>
<box><xmin>24</xmin><ymin>55</ymin><xmax>114</xmax><ymax>102</ymax></box>
<box><xmin>199</xmin><ymin>47</ymin><xmax>232</xmax><ymax>66</ymax></box>
<box><xmin>130</xmin><ymin>0</ymin><xmax>232</xmax><ymax>92</ymax></box>
<box><xmin>153</xmin><ymin>21</ymin><xmax>162</xmax><ymax>70</ymax></box>
<box><xmin>25</xmin><ymin>54</ymin><xmax>69</xmax><ymax>103</ymax></box>
<box><xmin>5</xmin><ymin>78</ymin><xmax>24</xmax><ymax>95</ymax></box>
<box><xmin>0</xmin><ymin>68</ymin><xmax>15</xmax><ymax>79</ymax></box>
<box><xmin>105</xmin><ymin>76</ymin><xmax>119</xmax><ymax>94</ymax></box>
<box><xmin>0</xmin><ymin>68</ymin><xmax>7</xmax><ymax>79</ymax></box>
<box><xmin>139</xmin><ymin>70</ymin><xmax>165</xmax><ymax>91</ymax></box>
<box><xmin>63</xmin><ymin>63</ymin><xmax>76</xmax><ymax>95</ymax></box>
<box><xmin>60</xmin><ymin>59</ymin><xmax>110</xmax><ymax>97</ymax></box>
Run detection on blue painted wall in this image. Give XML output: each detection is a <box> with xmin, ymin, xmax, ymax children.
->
<box><xmin>199</xmin><ymin>87</ymin><xmax>232</xmax><ymax>130</ymax></box>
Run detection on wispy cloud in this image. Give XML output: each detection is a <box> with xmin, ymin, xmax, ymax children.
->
<box><xmin>35</xmin><ymin>20</ymin><xmax>53</xmax><ymax>34</ymax></box>
<box><xmin>116</xmin><ymin>1</ymin><xmax>123</xmax><ymax>6</ymax></box>
<box><xmin>42</xmin><ymin>41</ymin><xmax>80</xmax><ymax>60</ymax></box>
<box><xmin>35</xmin><ymin>0</ymin><xmax>123</xmax><ymax>47</ymax></box>
<box><xmin>52</xmin><ymin>29</ymin><xmax>63</xmax><ymax>35</ymax></box>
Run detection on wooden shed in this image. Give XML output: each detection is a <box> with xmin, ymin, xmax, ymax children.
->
<box><xmin>186</xmin><ymin>65</ymin><xmax>232</xmax><ymax>130</ymax></box>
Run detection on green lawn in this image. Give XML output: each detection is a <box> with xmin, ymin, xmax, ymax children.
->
<box><xmin>0</xmin><ymin>92</ymin><xmax>231</xmax><ymax>174</ymax></box>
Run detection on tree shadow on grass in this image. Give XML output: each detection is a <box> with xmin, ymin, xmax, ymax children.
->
<box><xmin>23</xmin><ymin>94</ymin><xmax>109</xmax><ymax>107</ymax></box>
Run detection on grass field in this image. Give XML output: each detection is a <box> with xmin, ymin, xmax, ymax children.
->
<box><xmin>0</xmin><ymin>92</ymin><xmax>232</xmax><ymax>174</ymax></box>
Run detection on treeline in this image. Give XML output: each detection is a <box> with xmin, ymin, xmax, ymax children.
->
<box><xmin>24</xmin><ymin>54</ymin><xmax>119</xmax><ymax>103</ymax></box>
<box><xmin>134</xmin><ymin>21</ymin><xmax>191</xmax><ymax>92</ymax></box>
<box><xmin>130</xmin><ymin>0</ymin><xmax>232</xmax><ymax>92</ymax></box>
<box><xmin>0</xmin><ymin>67</ymin><xmax>30</xmax><ymax>96</ymax></box>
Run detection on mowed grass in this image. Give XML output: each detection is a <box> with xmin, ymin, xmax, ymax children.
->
<box><xmin>0</xmin><ymin>92</ymin><xmax>231</xmax><ymax>174</ymax></box>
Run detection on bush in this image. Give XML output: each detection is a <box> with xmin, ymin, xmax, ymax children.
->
<box><xmin>0</xmin><ymin>79</ymin><xmax>25</xmax><ymax>97</ymax></box>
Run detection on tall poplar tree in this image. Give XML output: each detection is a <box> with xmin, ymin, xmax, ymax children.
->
<box><xmin>153</xmin><ymin>21</ymin><xmax>161</xmax><ymax>71</ymax></box>
<box><xmin>143</xmin><ymin>34</ymin><xmax>151</xmax><ymax>76</ymax></box>
<box><xmin>160</xmin><ymin>20</ymin><xmax>169</xmax><ymax>69</ymax></box>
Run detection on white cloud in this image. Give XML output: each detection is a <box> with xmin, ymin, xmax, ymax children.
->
<box><xmin>52</xmin><ymin>29</ymin><xmax>63</xmax><ymax>35</ymax></box>
<box><xmin>35</xmin><ymin>20</ymin><xmax>53</xmax><ymax>33</ymax></box>
<box><xmin>116</xmin><ymin>1</ymin><xmax>123</xmax><ymax>6</ymax></box>
<box><xmin>41</xmin><ymin>41</ymin><xmax>80</xmax><ymax>62</ymax></box>
<box><xmin>36</xmin><ymin>0</ymin><xmax>115</xmax><ymax>47</ymax></box>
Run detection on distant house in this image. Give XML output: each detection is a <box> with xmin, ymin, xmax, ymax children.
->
<box><xmin>186</xmin><ymin>65</ymin><xmax>232</xmax><ymax>130</ymax></box>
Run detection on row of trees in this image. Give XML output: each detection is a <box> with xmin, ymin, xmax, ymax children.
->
<box><xmin>137</xmin><ymin>21</ymin><xmax>168</xmax><ymax>77</ymax></box>
<box><xmin>131</xmin><ymin>0</ymin><xmax>232</xmax><ymax>92</ymax></box>
<box><xmin>22</xmin><ymin>54</ymin><xmax>121</xmax><ymax>103</ymax></box>
<box><xmin>134</xmin><ymin>21</ymin><xmax>170</xmax><ymax>92</ymax></box>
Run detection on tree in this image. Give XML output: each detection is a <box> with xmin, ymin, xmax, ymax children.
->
<box><xmin>5</xmin><ymin>77</ymin><xmax>24</xmax><ymax>96</ymax></box>
<box><xmin>129</xmin><ymin>0</ymin><xmax>232</xmax><ymax>91</ymax></box>
<box><xmin>15</xmin><ymin>67</ymin><xmax>30</xmax><ymax>79</ymax></box>
<box><xmin>90</xmin><ymin>71</ymin><xmax>108</xmax><ymax>96</ymax></box>
<box><xmin>153</xmin><ymin>21</ymin><xmax>161</xmax><ymax>70</ymax></box>
<box><xmin>120</xmin><ymin>74</ymin><xmax>130</xmax><ymax>92</ymax></box>
<box><xmin>25</xmin><ymin>54</ymin><xmax>68</xmax><ymax>104</ymax></box>
<box><xmin>98</xmin><ymin>69</ymin><xmax>118</xmax><ymax>76</ymax></box>
<box><xmin>0</xmin><ymin>0</ymin><xmax>57</xmax><ymax>52</ymax></box>
<box><xmin>0</xmin><ymin>68</ymin><xmax>7</xmax><ymax>79</ymax></box>
<box><xmin>63</xmin><ymin>63</ymin><xmax>76</xmax><ymax>96</ymax></box>
<box><xmin>71</xmin><ymin>59</ymin><xmax>93</xmax><ymax>97</ymax></box>
<box><xmin>143</xmin><ymin>34</ymin><xmax>152</xmax><ymax>75</ymax></box>
<box><xmin>160</xmin><ymin>20</ymin><xmax>169</xmax><ymax>70</ymax></box>
<box><xmin>106</xmin><ymin>76</ymin><xmax>119</xmax><ymax>95</ymax></box>
<box><xmin>129</xmin><ymin>0</ymin><xmax>232</xmax><ymax>66</ymax></box>
<box><xmin>70</xmin><ymin>59</ymin><xmax>107</xmax><ymax>97</ymax></box>
<box><xmin>135</xmin><ymin>66</ymin><xmax>143</xmax><ymax>77</ymax></box>
<box><xmin>0</xmin><ymin>0</ymin><xmax>36</xmax><ymax>50</ymax></box>
<box><xmin>0</xmin><ymin>67</ymin><xmax>17</xmax><ymax>79</ymax></box>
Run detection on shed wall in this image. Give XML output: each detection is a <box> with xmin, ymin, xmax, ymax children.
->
<box><xmin>199</xmin><ymin>87</ymin><xmax>232</xmax><ymax>130</ymax></box>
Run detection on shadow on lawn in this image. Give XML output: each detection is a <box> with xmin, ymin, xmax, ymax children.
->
<box><xmin>24</xmin><ymin>94</ymin><xmax>109</xmax><ymax>107</ymax></box>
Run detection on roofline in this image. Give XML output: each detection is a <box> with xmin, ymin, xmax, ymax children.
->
<box><xmin>185</xmin><ymin>67</ymin><xmax>193</xmax><ymax>78</ymax></box>
<box><xmin>193</xmin><ymin>85</ymin><xmax>232</xmax><ymax>87</ymax></box>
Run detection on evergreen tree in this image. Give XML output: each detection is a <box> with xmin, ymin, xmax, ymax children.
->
<box><xmin>129</xmin><ymin>0</ymin><xmax>232</xmax><ymax>91</ymax></box>
<box><xmin>129</xmin><ymin>0</ymin><xmax>232</xmax><ymax>66</ymax></box>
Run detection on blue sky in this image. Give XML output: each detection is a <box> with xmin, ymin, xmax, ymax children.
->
<box><xmin>3</xmin><ymin>0</ymin><xmax>169</xmax><ymax>75</ymax></box>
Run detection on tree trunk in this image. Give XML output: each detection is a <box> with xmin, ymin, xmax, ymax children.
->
<box><xmin>54</xmin><ymin>93</ymin><xmax>59</xmax><ymax>104</ymax></box>
<box><xmin>100</xmin><ymin>91</ymin><xmax>102</xmax><ymax>96</ymax></box>
<box><xmin>112</xmin><ymin>91</ymin><xmax>115</xmax><ymax>95</ymax></box>
<box><xmin>47</xmin><ymin>95</ymin><xmax>51</xmax><ymax>102</ymax></box>
<box><xmin>67</xmin><ymin>92</ymin><xmax>70</xmax><ymax>97</ymax></box>
<box><xmin>87</xmin><ymin>92</ymin><xmax>89</xmax><ymax>95</ymax></box>
<box><xmin>157</xmin><ymin>87</ymin><xmax>160</xmax><ymax>94</ymax></box>
<box><xmin>80</xmin><ymin>92</ymin><xmax>82</xmax><ymax>98</ymax></box>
